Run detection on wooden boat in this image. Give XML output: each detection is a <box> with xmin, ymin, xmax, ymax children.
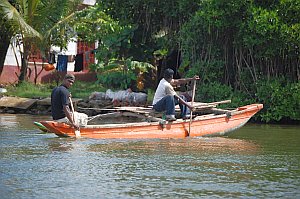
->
<box><xmin>40</xmin><ymin>103</ymin><xmax>263</xmax><ymax>139</ymax></box>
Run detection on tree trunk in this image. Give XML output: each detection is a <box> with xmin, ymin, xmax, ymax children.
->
<box><xmin>0</xmin><ymin>26</ymin><xmax>11</xmax><ymax>76</ymax></box>
<box><xmin>18</xmin><ymin>40</ymin><xmax>29</xmax><ymax>83</ymax></box>
<box><xmin>18</xmin><ymin>54</ymin><xmax>28</xmax><ymax>83</ymax></box>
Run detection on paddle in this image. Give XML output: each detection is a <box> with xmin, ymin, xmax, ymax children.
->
<box><xmin>69</xmin><ymin>96</ymin><xmax>81</xmax><ymax>137</ymax></box>
<box><xmin>188</xmin><ymin>79</ymin><xmax>197</xmax><ymax>136</ymax></box>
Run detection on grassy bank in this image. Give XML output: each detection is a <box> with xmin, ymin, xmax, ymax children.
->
<box><xmin>5</xmin><ymin>81</ymin><xmax>106</xmax><ymax>99</ymax></box>
<box><xmin>5</xmin><ymin>81</ymin><xmax>155</xmax><ymax>103</ymax></box>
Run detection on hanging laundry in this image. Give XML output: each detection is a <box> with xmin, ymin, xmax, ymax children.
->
<box><xmin>56</xmin><ymin>55</ymin><xmax>68</xmax><ymax>71</ymax></box>
<box><xmin>48</xmin><ymin>53</ymin><xmax>56</xmax><ymax>64</ymax></box>
<box><xmin>74</xmin><ymin>53</ymin><xmax>83</xmax><ymax>72</ymax></box>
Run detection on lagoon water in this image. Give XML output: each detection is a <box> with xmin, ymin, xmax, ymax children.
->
<box><xmin>0</xmin><ymin>114</ymin><xmax>299</xmax><ymax>198</ymax></box>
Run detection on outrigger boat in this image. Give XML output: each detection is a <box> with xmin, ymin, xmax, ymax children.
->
<box><xmin>39</xmin><ymin>101</ymin><xmax>263</xmax><ymax>139</ymax></box>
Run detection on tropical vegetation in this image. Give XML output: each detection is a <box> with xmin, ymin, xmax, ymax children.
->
<box><xmin>1</xmin><ymin>0</ymin><xmax>299</xmax><ymax>123</ymax></box>
<box><xmin>0</xmin><ymin>0</ymin><xmax>81</xmax><ymax>82</ymax></box>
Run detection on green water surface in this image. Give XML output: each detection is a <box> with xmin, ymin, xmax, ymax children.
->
<box><xmin>0</xmin><ymin>114</ymin><xmax>299</xmax><ymax>198</ymax></box>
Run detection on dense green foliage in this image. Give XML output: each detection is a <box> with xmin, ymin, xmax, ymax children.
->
<box><xmin>256</xmin><ymin>79</ymin><xmax>300</xmax><ymax>122</ymax></box>
<box><xmin>2</xmin><ymin>0</ymin><xmax>299</xmax><ymax>123</ymax></box>
<box><xmin>94</xmin><ymin>59</ymin><xmax>155</xmax><ymax>89</ymax></box>
<box><xmin>91</xmin><ymin>0</ymin><xmax>299</xmax><ymax>123</ymax></box>
<box><xmin>73</xmin><ymin>4</ymin><xmax>155</xmax><ymax>90</ymax></box>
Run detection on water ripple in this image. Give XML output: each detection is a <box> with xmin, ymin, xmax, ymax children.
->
<box><xmin>0</xmin><ymin>114</ymin><xmax>299</xmax><ymax>199</ymax></box>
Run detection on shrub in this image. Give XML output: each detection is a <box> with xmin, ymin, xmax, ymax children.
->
<box><xmin>196</xmin><ymin>82</ymin><xmax>233</xmax><ymax>103</ymax></box>
<box><xmin>255</xmin><ymin>78</ymin><xmax>300</xmax><ymax>122</ymax></box>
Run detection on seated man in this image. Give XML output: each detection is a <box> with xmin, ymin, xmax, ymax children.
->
<box><xmin>51</xmin><ymin>74</ymin><xmax>87</xmax><ymax>128</ymax></box>
<box><xmin>152</xmin><ymin>68</ymin><xmax>199</xmax><ymax>121</ymax></box>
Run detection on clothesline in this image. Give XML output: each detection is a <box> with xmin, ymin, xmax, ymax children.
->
<box><xmin>48</xmin><ymin>49</ymin><xmax>97</xmax><ymax>72</ymax></box>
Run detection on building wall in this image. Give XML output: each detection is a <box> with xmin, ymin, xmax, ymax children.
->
<box><xmin>4</xmin><ymin>39</ymin><xmax>22</xmax><ymax>67</ymax></box>
<box><xmin>0</xmin><ymin>65</ymin><xmax>97</xmax><ymax>84</ymax></box>
<box><xmin>77</xmin><ymin>40</ymin><xmax>95</xmax><ymax>71</ymax></box>
<box><xmin>1</xmin><ymin>40</ymin><xmax>97</xmax><ymax>84</ymax></box>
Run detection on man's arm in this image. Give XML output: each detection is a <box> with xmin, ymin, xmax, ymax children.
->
<box><xmin>63</xmin><ymin>105</ymin><xmax>79</xmax><ymax>129</ymax></box>
<box><xmin>171</xmin><ymin>75</ymin><xmax>199</xmax><ymax>86</ymax></box>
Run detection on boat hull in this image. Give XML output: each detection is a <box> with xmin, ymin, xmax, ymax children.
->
<box><xmin>40</xmin><ymin>104</ymin><xmax>263</xmax><ymax>139</ymax></box>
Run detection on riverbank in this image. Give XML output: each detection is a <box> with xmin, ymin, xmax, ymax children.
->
<box><xmin>0</xmin><ymin>96</ymin><xmax>115</xmax><ymax>116</ymax></box>
<box><xmin>0</xmin><ymin>85</ymin><xmax>150</xmax><ymax>116</ymax></box>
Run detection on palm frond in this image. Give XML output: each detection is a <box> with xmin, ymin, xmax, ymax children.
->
<box><xmin>0</xmin><ymin>0</ymin><xmax>41</xmax><ymax>38</ymax></box>
<box><xmin>44</xmin><ymin>11</ymin><xmax>77</xmax><ymax>39</ymax></box>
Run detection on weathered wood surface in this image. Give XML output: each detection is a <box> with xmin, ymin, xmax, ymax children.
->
<box><xmin>0</xmin><ymin>96</ymin><xmax>37</xmax><ymax>110</ymax></box>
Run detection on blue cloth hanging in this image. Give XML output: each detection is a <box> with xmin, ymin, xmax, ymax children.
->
<box><xmin>56</xmin><ymin>55</ymin><xmax>68</xmax><ymax>71</ymax></box>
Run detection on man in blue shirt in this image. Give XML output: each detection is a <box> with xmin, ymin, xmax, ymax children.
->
<box><xmin>51</xmin><ymin>74</ymin><xmax>79</xmax><ymax>129</ymax></box>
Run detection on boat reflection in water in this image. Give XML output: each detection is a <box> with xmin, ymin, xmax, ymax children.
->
<box><xmin>87</xmin><ymin>137</ymin><xmax>260</xmax><ymax>156</ymax></box>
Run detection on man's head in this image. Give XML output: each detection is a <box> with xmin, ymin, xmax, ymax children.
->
<box><xmin>63</xmin><ymin>74</ymin><xmax>75</xmax><ymax>88</ymax></box>
<box><xmin>164</xmin><ymin>68</ymin><xmax>174</xmax><ymax>80</ymax></box>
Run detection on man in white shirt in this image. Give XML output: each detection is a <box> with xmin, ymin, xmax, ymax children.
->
<box><xmin>152</xmin><ymin>68</ymin><xmax>199</xmax><ymax>121</ymax></box>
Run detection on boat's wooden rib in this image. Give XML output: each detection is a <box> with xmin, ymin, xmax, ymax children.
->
<box><xmin>40</xmin><ymin>103</ymin><xmax>263</xmax><ymax>139</ymax></box>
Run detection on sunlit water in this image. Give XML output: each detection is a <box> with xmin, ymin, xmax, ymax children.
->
<box><xmin>0</xmin><ymin>114</ymin><xmax>299</xmax><ymax>199</ymax></box>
